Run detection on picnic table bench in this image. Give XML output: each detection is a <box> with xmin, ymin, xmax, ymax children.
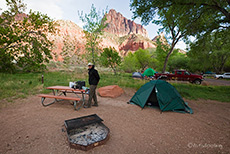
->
<box><xmin>38</xmin><ymin>86</ymin><xmax>88</xmax><ymax>110</ymax></box>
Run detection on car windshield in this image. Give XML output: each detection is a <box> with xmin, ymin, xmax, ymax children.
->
<box><xmin>185</xmin><ymin>72</ymin><xmax>190</xmax><ymax>75</ymax></box>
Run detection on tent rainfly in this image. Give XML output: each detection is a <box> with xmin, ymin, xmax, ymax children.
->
<box><xmin>129</xmin><ymin>80</ymin><xmax>193</xmax><ymax>114</ymax></box>
<box><xmin>132</xmin><ymin>72</ymin><xmax>143</xmax><ymax>79</ymax></box>
<box><xmin>142</xmin><ymin>68</ymin><xmax>155</xmax><ymax>77</ymax></box>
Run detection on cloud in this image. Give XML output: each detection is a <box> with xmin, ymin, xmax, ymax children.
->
<box><xmin>24</xmin><ymin>0</ymin><xmax>64</xmax><ymax>20</ymax></box>
<box><xmin>0</xmin><ymin>0</ymin><xmax>8</xmax><ymax>12</ymax></box>
<box><xmin>175</xmin><ymin>40</ymin><xmax>187</xmax><ymax>50</ymax></box>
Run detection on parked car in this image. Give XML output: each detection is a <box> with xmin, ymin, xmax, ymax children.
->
<box><xmin>202</xmin><ymin>71</ymin><xmax>216</xmax><ymax>77</ymax></box>
<box><xmin>154</xmin><ymin>70</ymin><xmax>204</xmax><ymax>84</ymax></box>
<box><xmin>215</xmin><ymin>73</ymin><xmax>230</xmax><ymax>79</ymax></box>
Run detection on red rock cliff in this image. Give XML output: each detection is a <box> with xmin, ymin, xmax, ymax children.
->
<box><xmin>104</xmin><ymin>9</ymin><xmax>149</xmax><ymax>38</ymax></box>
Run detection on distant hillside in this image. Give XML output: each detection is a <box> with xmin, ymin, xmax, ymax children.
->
<box><xmin>13</xmin><ymin>11</ymin><xmax>185</xmax><ymax>62</ymax></box>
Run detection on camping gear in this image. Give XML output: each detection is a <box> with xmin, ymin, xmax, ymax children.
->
<box><xmin>129</xmin><ymin>80</ymin><xmax>193</xmax><ymax>114</ymax></box>
<box><xmin>64</xmin><ymin>114</ymin><xmax>110</xmax><ymax>151</ymax></box>
<box><xmin>143</xmin><ymin>68</ymin><xmax>156</xmax><ymax>77</ymax></box>
<box><xmin>132</xmin><ymin>72</ymin><xmax>143</xmax><ymax>78</ymax></box>
<box><xmin>70</xmin><ymin>81</ymin><xmax>86</xmax><ymax>89</ymax></box>
<box><xmin>69</xmin><ymin>82</ymin><xmax>75</xmax><ymax>88</ymax></box>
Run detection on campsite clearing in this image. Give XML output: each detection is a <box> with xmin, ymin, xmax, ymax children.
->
<box><xmin>0</xmin><ymin>88</ymin><xmax>229</xmax><ymax>153</ymax></box>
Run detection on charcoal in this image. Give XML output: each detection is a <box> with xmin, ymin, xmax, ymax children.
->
<box><xmin>68</xmin><ymin>123</ymin><xmax>109</xmax><ymax>146</ymax></box>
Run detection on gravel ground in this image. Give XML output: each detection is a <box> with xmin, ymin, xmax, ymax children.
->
<box><xmin>0</xmin><ymin>89</ymin><xmax>229</xmax><ymax>154</ymax></box>
<box><xmin>204</xmin><ymin>78</ymin><xmax>230</xmax><ymax>86</ymax></box>
<box><xmin>167</xmin><ymin>78</ymin><xmax>230</xmax><ymax>86</ymax></box>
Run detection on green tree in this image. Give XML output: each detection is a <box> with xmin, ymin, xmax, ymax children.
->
<box><xmin>131</xmin><ymin>1</ymin><xmax>190</xmax><ymax>72</ymax></box>
<box><xmin>120</xmin><ymin>52</ymin><xmax>138</xmax><ymax>73</ymax></box>
<box><xmin>154</xmin><ymin>36</ymin><xmax>170</xmax><ymax>71</ymax></box>
<box><xmin>79</xmin><ymin>4</ymin><xmax>107</xmax><ymax>65</ymax></box>
<box><xmin>0</xmin><ymin>0</ymin><xmax>56</xmax><ymax>72</ymax></box>
<box><xmin>130</xmin><ymin>0</ymin><xmax>229</xmax><ymax>37</ymax></box>
<box><xmin>130</xmin><ymin>0</ymin><xmax>230</xmax><ymax>72</ymax></box>
<box><xmin>168</xmin><ymin>52</ymin><xmax>188</xmax><ymax>72</ymax></box>
<box><xmin>100</xmin><ymin>47</ymin><xmax>121</xmax><ymax>75</ymax></box>
<box><xmin>121</xmin><ymin>49</ymin><xmax>156</xmax><ymax>72</ymax></box>
<box><xmin>188</xmin><ymin>30</ymin><xmax>230</xmax><ymax>73</ymax></box>
<box><xmin>134</xmin><ymin>48</ymin><xmax>156</xmax><ymax>71</ymax></box>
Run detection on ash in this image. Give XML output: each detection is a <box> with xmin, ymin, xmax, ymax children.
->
<box><xmin>69</xmin><ymin>123</ymin><xmax>109</xmax><ymax>146</ymax></box>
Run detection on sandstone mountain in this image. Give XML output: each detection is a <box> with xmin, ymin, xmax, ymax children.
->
<box><xmin>6</xmin><ymin>11</ymin><xmax>181</xmax><ymax>63</ymax></box>
<box><xmin>49</xmin><ymin>20</ymin><xmax>85</xmax><ymax>61</ymax></box>
<box><xmin>104</xmin><ymin>9</ymin><xmax>148</xmax><ymax>38</ymax></box>
<box><xmin>50</xmin><ymin>9</ymin><xmax>158</xmax><ymax>61</ymax></box>
<box><xmin>101</xmin><ymin>9</ymin><xmax>155</xmax><ymax>54</ymax></box>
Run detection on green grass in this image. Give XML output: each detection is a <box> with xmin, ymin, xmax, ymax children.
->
<box><xmin>172</xmin><ymin>83</ymin><xmax>230</xmax><ymax>102</ymax></box>
<box><xmin>0</xmin><ymin>71</ymin><xmax>230</xmax><ymax>103</ymax></box>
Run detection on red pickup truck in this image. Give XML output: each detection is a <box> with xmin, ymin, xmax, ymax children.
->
<box><xmin>155</xmin><ymin>70</ymin><xmax>204</xmax><ymax>84</ymax></box>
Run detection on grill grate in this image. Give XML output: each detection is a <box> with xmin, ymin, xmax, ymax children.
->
<box><xmin>64</xmin><ymin>114</ymin><xmax>103</xmax><ymax>132</ymax></box>
<box><xmin>64</xmin><ymin>114</ymin><xmax>109</xmax><ymax>151</ymax></box>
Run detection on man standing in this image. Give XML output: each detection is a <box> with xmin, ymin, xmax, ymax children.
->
<box><xmin>85</xmin><ymin>63</ymin><xmax>100</xmax><ymax>108</ymax></box>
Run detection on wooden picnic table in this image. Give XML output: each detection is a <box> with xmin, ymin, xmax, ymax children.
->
<box><xmin>38</xmin><ymin>86</ymin><xmax>89</xmax><ymax>110</ymax></box>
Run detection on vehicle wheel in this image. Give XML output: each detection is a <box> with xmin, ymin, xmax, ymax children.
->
<box><xmin>218</xmin><ymin>77</ymin><xmax>223</xmax><ymax>79</ymax></box>
<box><xmin>193</xmin><ymin>79</ymin><xmax>201</xmax><ymax>85</ymax></box>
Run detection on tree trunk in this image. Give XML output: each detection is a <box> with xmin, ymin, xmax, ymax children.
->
<box><xmin>111</xmin><ymin>65</ymin><xmax>116</xmax><ymax>75</ymax></box>
<box><xmin>162</xmin><ymin>46</ymin><xmax>174</xmax><ymax>73</ymax></box>
<box><xmin>92</xmin><ymin>47</ymin><xmax>95</xmax><ymax>65</ymax></box>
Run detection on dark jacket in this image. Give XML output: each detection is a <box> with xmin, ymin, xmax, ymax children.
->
<box><xmin>88</xmin><ymin>65</ymin><xmax>100</xmax><ymax>85</ymax></box>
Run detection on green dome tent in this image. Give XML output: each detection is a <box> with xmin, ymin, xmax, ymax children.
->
<box><xmin>143</xmin><ymin>68</ymin><xmax>155</xmax><ymax>77</ymax></box>
<box><xmin>129</xmin><ymin>80</ymin><xmax>193</xmax><ymax>113</ymax></box>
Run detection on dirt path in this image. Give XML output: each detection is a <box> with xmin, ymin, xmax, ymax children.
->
<box><xmin>204</xmin><ymin>78</ymin><xmax>230</xmax><ymax>86</ymax></box>
<box><xmin>0</xmin><ymin>89</ymin><xmax>229</xmax><ymax>154</ymax></box>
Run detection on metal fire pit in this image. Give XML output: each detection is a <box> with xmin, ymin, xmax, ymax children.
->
<box><xmin>64</xmin><ymin>114</ymin><xmax>110</xmax><ymax>151</ymax></box>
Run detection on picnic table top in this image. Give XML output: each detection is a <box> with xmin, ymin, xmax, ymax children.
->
<box><xmin>46</xmin><ymin>86</ymin><xmax>86</xmax><ymax>92</ymax></box>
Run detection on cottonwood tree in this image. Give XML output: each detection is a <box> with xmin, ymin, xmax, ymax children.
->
<box><xmin>130</xmin><ymin>0</ymin><xmax>230</xmax><ymax>73</ymax></box>
<box><xmin>100</xmin><ymin>47</ymin><xmax>121</xmax><ymax>75</ymax></box>
<box><xmin>121</xmin><ymin>49</ymin><xmax>156</xmax><ymax>72</ymax></box>
<box><xmin>131</xmin><ymin>0</ymin><xmax>230</xmax><ymax>37</ymax></box>
<box><xmin>131</xmin><ymin>2</ymin><xmax>188</xmax><ymax>72</ymax></box>
<box><xmin>188</xmin><ymin>30</ymin><xmax>230</xmax><ymax>73</ymax></box>
<box><xmin>0</xmin><ymin>0</ymin><xmax>56</xmax><ymax>72</ymax></box>
<box><xmin>134</xmin><ymin>48</ymin><xmax>156</xmax><ymax>71</ymax></box>
<box><xmin>121</xmin><ymin>52</ymin><xmax>138</xmax><ymax>73</ymax></box>
<box><xmin>78</xmin><ymin>4</ymin><xmax>108</xmax><ymax>65</ymax></box>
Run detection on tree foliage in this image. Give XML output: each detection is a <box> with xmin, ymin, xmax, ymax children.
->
<box><xmin>134</xmin><ymin>48</ymin><xmax>156</xmax><ymax>71</ymax></box>
<box><xmin>168</xmin><ymin>52</ymin><xmax>188</xmax><ymax>72</ymax></box>
<box><xmin>0</xmin><ymin>0</ymin><xmax>56</xmax><ymax>72</ymax></box>
<box><xmin>188</xmin><ymin>30</ymin><xmax>230</xmax><ymax>73</ymax></box>
<box><xmin>130</xmin><ymin>0</ymin><xmax>230</xmax><ymax>73</ymax></box>
<box><xmin>130</xmin><ymin>0</ymin><xmax>230</xmax><ymax>36</ymax></box>
<box><xmin>120</xmin><ymin>52</ymin><xmax>138</xmax><ymax>73</ymax></box>
<box><xmin>100</xmin><ymin>47</ymin><xmax>121</xmax><ymax>74</ymax></box>
<box><xmin>154</xmin><ymin>36</ymin><xmax>185</xmax><ymax>72</ymax></box>
<box><xmin>121</xmin><ymin>48</ymin><xmax>156</xmax><ymax>72</ymax></box>
<box><xmin>130</xmin><ymin>1</ymin><xmax>191</xmax><ymax>72</ymax></box>
<box><xmin>78</xmin><ymin>4</ymin><xmax>108</xmax><ymax>65</ymax></box>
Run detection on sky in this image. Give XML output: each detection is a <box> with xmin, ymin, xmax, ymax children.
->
<box><xmin>0</xmin><ymin>0</ymin><xmax>187</xmax><ymax>50</ymax></box>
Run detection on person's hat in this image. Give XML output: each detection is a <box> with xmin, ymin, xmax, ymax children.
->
<box><xmin>88</xmin><ymin>62</ymin><xmax>93</xmax><ymax>66</ymax></box>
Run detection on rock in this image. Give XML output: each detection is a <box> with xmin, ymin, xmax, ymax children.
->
<box><xmin>48</xmin><ymin>20</ymin><xmax>86</xmax><ymax>61</ymax></box>
<box><xmin>119</xmin><ymin>34</ymin><xmax>155</xmax><ymax>53</ymax></box>
<box><xmin>104</xmin><ymin>9</ymin><xmax>148</xmax><ymax>37</ymax></box>
<box><xmin>98</xmin><ymin>85</ymin><xmax>124</xmax><ymax>98</ymax></box>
